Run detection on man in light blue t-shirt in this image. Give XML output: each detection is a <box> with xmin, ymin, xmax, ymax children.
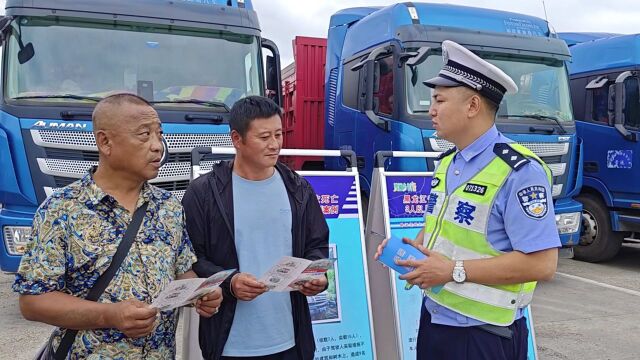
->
<box><xmin>183</xmin><ymin>96</ymin><xmax>330</xmax><ymax>360</ymax></box>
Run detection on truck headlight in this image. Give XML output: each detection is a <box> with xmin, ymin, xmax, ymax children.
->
<box><xmin>3</xmin><ymin>226</ymin><xmax>32</xmax><ymax>255</ymax></box>
<box><xmin>555</xmin><ymin>212</ymin><xmax>581</xmax><ymax>235</ymax></box>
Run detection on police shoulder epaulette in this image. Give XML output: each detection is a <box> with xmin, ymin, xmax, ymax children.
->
<box><xmin>493</xmin><ymin>143</ymin><xmax>530</xmax><ymax>171</ymax></box>
<box><xmin>437</xmin><ymin>147</ymin><xmax>457</xmax><ymax>160</ymax></box>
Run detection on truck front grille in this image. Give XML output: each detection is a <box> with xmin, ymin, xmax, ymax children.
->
<box><xmin>33</xmin><ymin>130</ymin><xmax>231</xmax><ymax>200</ymax></box>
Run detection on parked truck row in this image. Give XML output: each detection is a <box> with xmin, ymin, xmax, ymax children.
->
<box><xmin>1</xmin><ymin>1</ymin><xmax>637</xmax><ymax>273</ymax></box>
<box><xmin>282</xmin><ymin>3</ymin><xmax>583</xmax><ymax>258</ymax></box>
<box><xmin>280</xmin><ymin>4</ymin><xmax>640</xmax><ymax>263</ymax></box>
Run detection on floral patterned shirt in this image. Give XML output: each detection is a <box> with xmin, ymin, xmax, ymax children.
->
<box><xmin>13</xmin><ymin>170</ymin><xmax>196</xmax><ymax>359</ymax></box>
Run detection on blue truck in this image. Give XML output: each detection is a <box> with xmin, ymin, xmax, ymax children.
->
<box><xmin>0</xmin><ymin>0</ymin><xmax>282</xmax><ymax>272</ymax></box>
<box><xmin>559</xmin><ymin>32</ymin><xmax>640</xmax><ymax>262</ymax></box>
<box><xmin>323</xmin><ymin>3</ymin><xmax>583</xmax><ymax>251</ymax></box>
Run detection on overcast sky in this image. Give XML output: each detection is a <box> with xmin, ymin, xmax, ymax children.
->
<box><xmin>2</xmin><ymin>0</ymin><xmax>639</xmax><ymax>66</ymax></box>
<box><xmin>253</xmin><ymin>0</ymin><xmax>640</xmax><ymax>66</ymax></box>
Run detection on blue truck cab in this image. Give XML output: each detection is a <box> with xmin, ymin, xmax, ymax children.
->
<box><xmin>324</xmin><ymin>3</ymin><xmax>583</xmax><ymax>249</ymax></box>
<box><xmin>0</xmin><ymin>0</ymin><xmax>281</xmax><ymax>272</ymax></box>
<box><xmin>559</xmin><ymin>32</ymin><xmax>640</xmax><ymax>262</ymax></box>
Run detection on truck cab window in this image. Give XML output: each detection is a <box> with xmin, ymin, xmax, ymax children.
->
<box><xmin>4</xmin><ymin>17</ymin><xmax>263</xmax><ymax>110</ymax></box>
<box><xmin>591</xmin><ymin>86</ymin><xmax>610</xmax><ymax>124</ymax></box>
<box><xmin>342</xmin><ymin>60</ymin><xmax>360</xmax><ymax>109</ymax></box>
<box><xmin>374</xmin><ymin>56</ymin><xmax>394</xmax><ymax>115</ymax></box>
<box><xmin>406</xmin><ymin>52</ymin><xmax>574</xmax><ymax>123</ymax></box>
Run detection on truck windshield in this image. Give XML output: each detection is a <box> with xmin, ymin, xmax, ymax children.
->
<box><xmin>406</xmin><ymin>51</ymin><xmax>574</xmax><ymax>122</ymax></box>
<box><xmin>4</xmin><ymin>17</ymin><xmax>263</xmax><ymax>110</ymax></box>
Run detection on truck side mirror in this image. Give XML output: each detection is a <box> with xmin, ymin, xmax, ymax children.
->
<box><xmin>404</xmin><ymin>46</ymin><xmax>432</xmax><ymax>67</ymax></box>
<box><xmin>266</xmin><ymin>56</ymin><xmax>278</xmax><ymax>93</ymax></box>
<box><xmin>351</xmin><ymin>45</ymin><xmax>391</xmax><ymax>131</ymax></box>
<box><xmin>18</xmin><ymin>42</ymin><xmax>35</xmax><ymax>64</ymax></box>
<box><xmin>14</xmin><ymin>19</ymin><xmax>35</xmax><ymax>64</ymax></box>
<box><xmin>0</xmin><ymin>16</ymin><xmax>12</xmax><ymax>44</ymax></box>
<box><xmin>262</xmin><ymin>38</ymin><xmax>282</xmax><ymax>106</ymax></box>
<box><xmin>613</xmin><ymin>71</ymin><xmax>638</xmax><ymax>142</ymax></box>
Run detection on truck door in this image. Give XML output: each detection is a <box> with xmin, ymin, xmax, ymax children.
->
<box><xmin>582</xmin><ymin>72</ymin><xmax>640</xmax><ymax>201</ymax></box>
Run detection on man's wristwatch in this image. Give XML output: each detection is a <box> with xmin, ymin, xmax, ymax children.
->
<box><xmin>452</xmin><ymin>260</ymin><xmax>466</xmax><ymax>283</ymax></box>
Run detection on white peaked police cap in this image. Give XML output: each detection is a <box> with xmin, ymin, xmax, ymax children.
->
<box><xmin>424</xmin><ymin>40</ymin><xmax>518</xmax><ymax>105</ymax></box>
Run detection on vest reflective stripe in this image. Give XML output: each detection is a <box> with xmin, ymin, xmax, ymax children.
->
<box><xmin>423</xmin><ymin>143</ymin><xmax>552</xmax><ymax>326</ymax></box>
<box><xmin>431</xmin><ymin>235</ymin><xmax>528</xmax><ymax>293</ymax></box>
<box><xmin>422</xmin><ymin>189</ymin><xmax>445</xmax><ymax>247</ymax></box>
<box><xmin>442</xmin><ymin>282</ymin><xmax>526</xmax><ymax>309</ymax></box>
<box><xmin>438</xmin><ymin>221</ymin><xmax>502</xmax><ymax>256</ymax></box>
<box><xmin>432</xmin><ymin>236</ymin><xmax>492</xmax><ymax>261</ymax></box>
<box><xmin>429</xmin><ymin>285</ymin><xmax>535</xmax><ymax>325</ymax></box>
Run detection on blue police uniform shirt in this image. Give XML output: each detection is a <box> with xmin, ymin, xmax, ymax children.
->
<box><xmin>223</xmin><ymin>170</ymin><xmax>295</xmax><ymax>356</ymax></box>
<box><xmin>424</xmin><ymin>125</ymin><xmax>561</xmax><ymax>327</ymax></box>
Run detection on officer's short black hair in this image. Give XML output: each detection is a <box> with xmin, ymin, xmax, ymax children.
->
<box><xmin>482</xmin><ymin>95</ymin><xmax>499</xmax><ymax>116</ymax></box>
<box><xmin>230</xmin><ymin>96</ymin><xmax>282</xmax><ymax>138</ymax></box>
<box><xmin>459</xmin><ymin>87</ymin><xmax>498</xmax><ymax>118</ymax></box>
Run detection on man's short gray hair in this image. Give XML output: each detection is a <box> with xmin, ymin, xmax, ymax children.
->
<box><xmin>92</xmin><ymin>93</ymin><xmax>152</xmax><ymax>130</ymax></box>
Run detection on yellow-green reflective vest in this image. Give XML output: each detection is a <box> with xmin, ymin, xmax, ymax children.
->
<box><xmin>423</xmin><ymin>143</ymin><xmax>553</xmax><ymax>326</ymax></box>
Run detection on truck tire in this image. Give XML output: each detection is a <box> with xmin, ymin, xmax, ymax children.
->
<box><xmin>575</xmin><ymin>193</ymin><xmax>623</xmax><ymax>262</ymax></box>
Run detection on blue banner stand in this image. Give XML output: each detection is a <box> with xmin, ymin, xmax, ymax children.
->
<box><xmin>364</xmin><ymin>151</ymin><xmax>538</xmax><ymax>360</ymax></box>
<box><xmin>183</xmin><ymin>148</ymin><xmax>376</xmax><ymax>360</ymax></box>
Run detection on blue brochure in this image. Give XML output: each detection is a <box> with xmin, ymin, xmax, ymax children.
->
<box><xmin>378</xmin><ymin>235</ymin><xmax>443</xmax><ymax>293</ymax></box>
<box><xmin>378</xmin><ymin>235</ymin><xmax>426</xmax><ymax>274</ymax></box>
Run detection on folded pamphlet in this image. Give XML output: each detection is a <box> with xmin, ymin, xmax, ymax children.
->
<box><xmin>259</xmin><ymin>256</ymin><xmax>335</xmax><ymax>292</ymax></box>
<box><xmin>151</xmin><ymin>269</ymin><xmax>236</xmax><ymax>311</ymax></box>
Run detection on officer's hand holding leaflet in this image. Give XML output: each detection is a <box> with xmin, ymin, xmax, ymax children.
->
<box><xmin>377</xmin><ymin>235</ymin><xmax>425</xmax><ymax>272</ymax></box>
<box><xmin>377</xmin><ymin>236</ymin><xmax>444</xmax><ymax>293</ymax></box>
<box><xmin>396</xmin><ymin>243</ymin><xmax>454</xmax><ymax>290</ymax></box>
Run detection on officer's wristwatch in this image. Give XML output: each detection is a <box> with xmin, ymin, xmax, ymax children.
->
<box><xmin>452</xmin><ymin>260</ymin><xmax>466</xmax><ymax>284</ymax></box>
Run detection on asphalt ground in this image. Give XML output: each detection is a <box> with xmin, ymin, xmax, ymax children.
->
<box><xmin>1</xmin><ymin>244</ymin><xmax>639</xmax><ymax>359</ymax></box>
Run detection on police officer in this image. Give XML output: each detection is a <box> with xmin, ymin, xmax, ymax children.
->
<box><xmin>375</xmin><ymin>40</ymin><xmax>560</xmax><ymax>360</ymax></box>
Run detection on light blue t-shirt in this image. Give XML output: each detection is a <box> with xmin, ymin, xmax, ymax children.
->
<box><xmin>424</xmin><ymin>125</ymin><xmax>561</xmax><ymax>327</ymax></box>
<box><xmin>222</xmin><ymin>170</ymin><xmax>295</xmax><ymax>356</ymax></box>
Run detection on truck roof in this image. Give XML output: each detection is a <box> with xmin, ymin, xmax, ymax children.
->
<box><xmin>558</xmin><ymin>32</ymin><xmax>621</xmax><ymax>47</ymax></box>
<box><xmin>332</xmin><ymin>3</ymin><xmax>550</xmax><ymax>34</ymax></box>
<box><xmin>5</xmin><ymin>0</ymin><xmax>260</xmax><ymax>33</ymax></box>
<box><xmin>561</xmin><ymin>33</ymin><xmax>640</xmax><ymax>75</ymax></box>
<box><xmin>330</xmin><ymin>2</ymin><xmax>566</xmax><ymax>60</ymax></box>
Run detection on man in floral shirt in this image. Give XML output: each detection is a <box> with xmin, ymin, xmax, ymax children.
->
<box><xmin>13</xmin><ymin>93</ymin><xmax>222</xmax><ymax>359</ymax></box>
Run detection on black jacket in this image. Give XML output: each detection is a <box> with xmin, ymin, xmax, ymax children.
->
<box><xmin>182</xmin><ymin>160</ymin><xmax>329</xmax><ymax>360</ymax></box>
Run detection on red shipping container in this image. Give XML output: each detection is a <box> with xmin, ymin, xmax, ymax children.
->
<box><xmin>280</xmin><ymin>36</ymin><xmax>327</xmax><ymax>170</ymax></box>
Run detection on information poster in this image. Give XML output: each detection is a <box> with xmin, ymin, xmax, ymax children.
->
<box><xmin>384</xmin><ymin>175</ymin><xmax>432</xmax><ymax>358</ymax></box>
<box><xmin>304</xmin><ymin>174</ymin><xmax>375</xmax><ymax>360</ymax></box>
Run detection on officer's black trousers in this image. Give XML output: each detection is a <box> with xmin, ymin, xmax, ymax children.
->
<box><xmin>417</xmin><ymin>306</ymin><xmax>528</xmax><ymax>360</ymax></box>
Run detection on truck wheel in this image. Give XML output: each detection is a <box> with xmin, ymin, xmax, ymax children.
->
<box><xmin>574</xmin><ymin>194</ymin><xmax>623</xmax><ymax>262</ymax></box>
